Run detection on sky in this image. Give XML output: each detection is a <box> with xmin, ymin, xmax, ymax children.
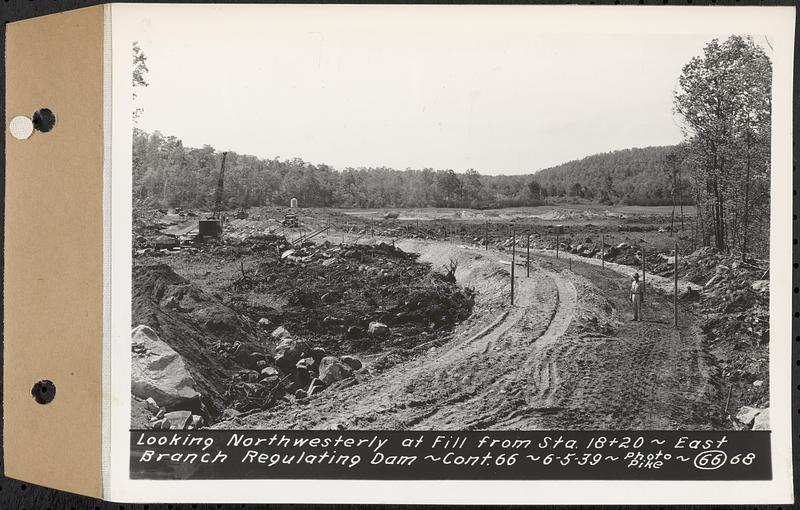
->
<box><xmin>127</xmin><ymin>5</ymin><xmax>767</xmax><ymax>175</ymax></box>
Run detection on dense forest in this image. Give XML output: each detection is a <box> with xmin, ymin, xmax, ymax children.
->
<box><xmin>131</xmin><ymin>128</ymin><xmax>683</xmax><ymax>211</ymax></box>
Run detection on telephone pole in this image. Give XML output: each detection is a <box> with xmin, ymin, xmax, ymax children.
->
<box><xmin>511</xmin><ymin>226</ymin><xmax>516</xmax><ymax>306</ymax></box>
<box><xmin>526</xmin><ymin>231</ymin><xmax>531</xmax><ymax>277</ymax></box>
<box><xmin>674</xmin><ymin>241</ymin><xmax>678</xmax><ymax>328</ymax></box>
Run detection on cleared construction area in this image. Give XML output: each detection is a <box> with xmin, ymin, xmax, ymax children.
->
<box><xmin>131</xmin><ymin>205</ymin><xmax>769</xmax><ymax>432</ymax></box>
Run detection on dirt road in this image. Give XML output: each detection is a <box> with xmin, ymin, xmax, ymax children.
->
<box><xmin>215</xmin><ymin>239</ymin><xmax>722</xmax><ymax>431</ymax></box>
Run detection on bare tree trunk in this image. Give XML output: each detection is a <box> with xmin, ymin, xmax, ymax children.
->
<box><xmin>679</xmin><ymin>164</ymin><xmax>685</xmax><ymax>232</ymax></box>
<box><xmin>741</xmin><ymin>125</ymin><xmax>752</xmax><ymax>260</ymax></box>
<box><xmin>161</xmin><ymin>168</ymin><xmax>169</xmax><ymax>204</ymax></box>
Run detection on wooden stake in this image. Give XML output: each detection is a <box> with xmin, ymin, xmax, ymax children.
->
<box><xmin>674</xmin><ymin>241</ymin><xmax>678</xmax><ymax>328</ymax></box>
<box><xmin>601</xmin><ymin>234</ymin><xmax>605</xmax><ymax>268</ymax></box>
<box><xmin>641</xmin><ymin>247</ymin><xmax>646</xmax><ymax>304</ymax></box>
<box><xmin>526</xmin><ymin>232</ymin><xmax>531</xmax><ymax>278</ymax></box>
<box><xmin>511</xmin><ymin>226</ymin><xmax>516</xmax><ymax>306</ymax></box>
<box><xmin>724</xmin><ymin>385</ymin><xmax>733</xmax><ymax>414</ymax></box>
<box><xmin>556</xmin><ymin>233</ymin><xmax>559</xmax><ymax>259</ymax></box>
<box><xmin>485</xmin><ymin>221</ymin><xmax>489</xmax><ymax>251</ymax></box>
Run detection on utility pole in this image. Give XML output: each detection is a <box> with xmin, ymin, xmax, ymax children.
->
<box><xmin>526</xmin><ymin>231</ymin><xmax>531</xmax><ymax>277</ymax></box>
<box><xmin>601</xmin><ymin>234</ymin><xmax>605</xmax><ymax>269</ymax></box>
<box><xmin>674</xmin><ymin>241</ymin><xmax>678</xmax><ymax>328</ymax></box>
<box><xmin>485</xmin><ymin>221</ymin><xmax>489</xmax><ymax>251</ymax></box>
<box><xmin>556</xmin><ymin>233</ymin><xmax>559</xmax><ymax>259</ymax></box>
<box><xmin>641</xmin><ymin>246</ymin><xmax>646</xmax><ymax>304</ymax></box>
<box><xmin>511</xmin><ymin>226</ymin><xmax>516</xmax><ymax>306</ymax></box>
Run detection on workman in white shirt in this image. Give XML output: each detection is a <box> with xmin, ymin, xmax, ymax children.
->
<box><xmin>630</xmin><ymin>272</ymin><xmax>643</xmax><ymax>321</ymax></box>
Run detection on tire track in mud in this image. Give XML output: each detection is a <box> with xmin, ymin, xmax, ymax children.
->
<box><xmin>527</xmin><ymin>270</ymin><xmax>577</xmax><ymax>404</ymax></box>
<box><xmin>408</xmin><ymin>268</ymin><xmax>577</xmax><ymax>430</ymax></box>
<box><xmin>216</xmin><ymin>241</ymin><xmax>716</xmax><ymax>431</ymax></box>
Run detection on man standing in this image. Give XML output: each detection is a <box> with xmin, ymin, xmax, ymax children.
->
<box><xmin>630</xmin><ymin>272</ymin><xmax>643</xmax><ymax>321</ymax></box>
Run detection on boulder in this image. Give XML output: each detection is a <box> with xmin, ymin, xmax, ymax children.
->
<box><xmin>752</xmin><ymin>408</ymin><xmax>770</xmax><ymax>430</ymax></box>
<box><xmin>144</xmin><ymin>397</ymin><xmax>160</xmax><ymax>414</ymax></box>
<box><xmin>261</xmin><ymin>375</ymin><xmax>280</xmax><ymax>386</ymax></box>
<box><xmin>368</xmin><ymin>321</ymin><xmax>390</xmax><ymax>338</ymax></box>
<box><xmin>751</xmin><ymin>280</ymin><xmax>769</xmax><ymax>294</ymax></box>
<box><xmin>309</xmin><ymin>347</ymin><xmax>326</xmax><ymax>364</ymax></box>
<box><xmin>162</xmin><ymin>410</ymin><xmax>193</xmax><ymax>430</ymax></box>
<box><xmin>151</xmin><ymin>419</ymin><xmax>171</xmax><ymax>430</ymax></box>
<box><xmin>295</xmin><ymin>365</ymin><xmax>312</xmax><ymax>389</ymax></box>
<box><xmin>274</xmin><ymin>337</ymin><xmax>303</xmax><ymax>371</ymax></box>
<box><xmin>296</xmin><ymin>357</ymin><xmax>315</xmax><ymax>370</ymax></box>
<box><xmin>188</xmin><ymin>415</ymin><xmax>205</xmax><ymax>429</ymax></box>
<box><xmin>346</xmin><ymin>326</ymin><xmax>365</xmax><ymax>339</ymax></box>
<box><xmin>341</xmin><ymin>355</ymin><xmax>363</xmax><ymax>371</ymax></box>
<box><xmin>318</xmin><ymin>356</ymin><xmax>353</xmax><ymax>385</ymax></box>
<box><xmin>131</xmin><ymin>325</ymin><xmax>200</xmax><ymax>410</ymax></box>
<box><xmin>295</xmin><ymin>389</ymin><xmax>308</xmax><ymax>399</ymax></box>
<box><xmin>271</xmin><ymin>326</ymin><xmax>292</xmax><ymax>340</ymax></box>
<box><xmin>189</xmin><ymin>304</ymin><xmax>241</xmax><ymax>334</ymax></box>
<box><xmin>260</xmin><ymin>366</ymin><xmax>280</xmax><ymax>378</ymax></box>
<box><xmin>679</xmin><ymin>287</ymin><xmax>700</xmax><ymax>301</ymax></box>
<box><xmin>257</xmin><ymin>317</ymin><xmax>273</xmax><ymax>328</ymax></box>
<box><xmin>735</xmin><ymin>406</ymin><xmax>764</xmax><ymax>427</ymax></box>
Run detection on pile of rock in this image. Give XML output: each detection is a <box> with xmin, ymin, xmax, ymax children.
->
<box><xmin>222</xmin><ymin>324</ymin><xmax>365</xmax><ymax>413</ymax></box>
<box><xmin>689</xmin><ymin>254</ymin><xmax>769</xmax><ymax>348</ymax></box>
<box><xmin>735</xmin><ymin>406</ymin><xmax>769</xmax><ymax>430</ymax></box>
<box><xmin>232</xmin><ymin>238</ymin><xmax>473</xmax><ymax>353</ymax></box>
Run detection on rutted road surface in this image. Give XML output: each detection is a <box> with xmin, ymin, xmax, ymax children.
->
<box><xmin>216</xmin><ymin>240</ymin><xmax>720</xmax><ymax>431</ymax></box>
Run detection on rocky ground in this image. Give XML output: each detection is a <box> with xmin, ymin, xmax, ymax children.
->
<box><xmin>130</xmin><ymin>206</ymin><xmax>770</xmax><ymax>432</ymax></box>
<box><xmin>131</xmin><ymin>232</ymin><xmax>474</xmax><ymax>428</ymax></box>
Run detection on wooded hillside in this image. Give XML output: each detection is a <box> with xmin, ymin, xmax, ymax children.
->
<box><xmin>132</xmin><ymin>128</ymin><xmax>684</xmax><ymax>210</ymax></box>
<box><xmin>531</xmin><ymin>146</ymin><xmax>692</xmax><ymax>206</ymax></box>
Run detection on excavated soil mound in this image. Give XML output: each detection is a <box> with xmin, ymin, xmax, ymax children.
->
<box><xmin>132</xmin><ymin>264</ymin><xmax>265</xmax><ymax>419</ymax></box>
<box><xmin>228</xmin><ymin>242</ymin><xmax>475</xmax><ymax>356</ymax></box>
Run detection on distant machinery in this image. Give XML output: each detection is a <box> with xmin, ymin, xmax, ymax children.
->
<box><xmin>198</xmin><ymin>151</ymin><xmax>228</xmax><ymax>239</ymax></box>
<box><xmin>282</xmin><ymin>212</ymin><xmax>299</xmax><ymax>228</ymax></box>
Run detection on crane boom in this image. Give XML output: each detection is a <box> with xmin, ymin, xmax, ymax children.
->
<box><xmin>212</xmin><ymin>151</ymin><xmax>228</xmax><ymax>219</ymax></box>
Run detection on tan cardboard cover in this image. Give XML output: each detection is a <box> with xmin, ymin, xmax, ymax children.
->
<box><xmin>4</xmin><ymin>5</ymin><xmax>105</xmax><ymax>498</ymax></box>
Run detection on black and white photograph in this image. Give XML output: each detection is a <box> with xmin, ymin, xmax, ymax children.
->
<box><xmin>109</xmin><ymin>3</ymin><xmax>793</xmax><ymax>502</ymax></box>
<box><xmin>129</xmin><ymin>13</ymin><xmax>773</xmax><ymax>432</ymax></box>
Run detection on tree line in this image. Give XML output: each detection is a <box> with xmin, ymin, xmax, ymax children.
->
<box><xmin>132</xmin><ymin>129</ymin><xmax>687</xmax><ymax>211</ymax></box>
<box><xmin>531</xmin><ymin>146</ymin><xmax>693</xmax><ymax>206</ymax></box>
<box><xmin>132</xmin><ymin>128</ymin><xmax>551</xmax><ymax>210</ymax></box>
